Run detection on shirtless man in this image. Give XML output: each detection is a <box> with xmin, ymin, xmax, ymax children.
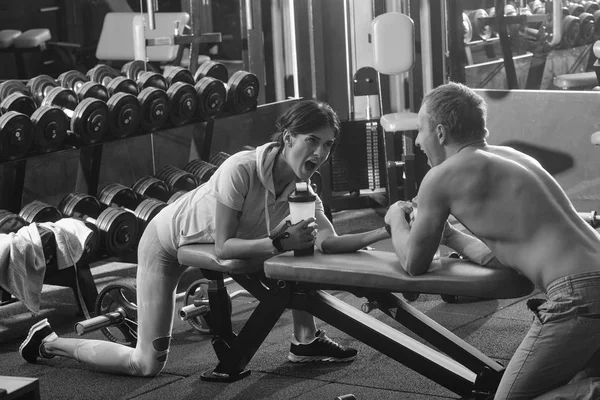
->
<box><xmin>385</xmin><ymin>82</ymin><xmax>600</xmax><ymax>399</ymax></box>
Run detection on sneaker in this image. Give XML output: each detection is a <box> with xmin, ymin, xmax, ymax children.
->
<box><xmin>19</xmin><ymin>318</ymin><xmax>57</xmax><ymax>363</ymax></box>
<box><xmin>288</xmin><ymin>329</ymin><xmax>358</xmax><ymax>363</ymax></box>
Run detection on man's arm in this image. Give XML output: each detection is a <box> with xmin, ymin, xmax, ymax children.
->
<box><xmin>386</xmin><ymin>168</ymin><xmax>449</xmax><ymax>276</ymax></box>
<box><xmin>441</xmin><ymin>222</ymin><xmax>495</xmax><ymax>265</ymax></box>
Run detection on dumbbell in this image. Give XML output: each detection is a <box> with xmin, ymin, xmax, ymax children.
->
<box><xmin>124</xmin><ymin>61</ymin><xmax>198</xmax><ymax>126</ymax></box>
<box><xmin>97</xmin><ymin>183</ymin><xmax>167</xmax><ymax>235</ymax></box>
<box><xmin>0</xmin><ymin>110</ymin><xmax>34</xmax><ymax>160</ymax></box>
<box><xmin>19</xmin><ymin>200</ymin><xmax>100</xmax><ymax>262</ymax></box>
<box><xmin>184</xmin><ymin>159</ymin><xmax>219</xmax><ymax>185</ymax></box>
<box><xmin>465</xmin><ymin>9</ymin><xmax>493</xmax><ymax>41</ymax></box>
<box><xmin>131</xmin><ymin>176</ymin><xmax>172</xmax><ymax>203</ymax></box>
<box><xmin>195</xmin><ymin>61</ymin><xmax>259</xmax><ymax>116</ymax></box>
<box><xmin>0</xmin><ymin>79</ymin><xmax>67</xmax><ymax>154</ymax></box>
<box><xmin>28</xmin><ymin>75</ymin><xmax>109</xmax><ymax>145</ymax></box>
<box><xmin>58</xmin><ymin>192</ymin><xmax>138</xmax><ymax>257</ymax></box>
<box><xmin>88</xmin><ymin>63</ymin><xmax>168</xmax><ymax>132</ymax></box>
<box><xmin>564</xmin><ymin>3</ymin><xmax>597</xmax><ymax>45</ymax></box>
<box><xmin>154</xmin><ymin>165</ymin><xmax>199</xmax><ymax>193</ymax></box>
<box><xmin>58</xmin><ymin>69</ymin><xmax>141</xmax><ymax>138</ymax></box>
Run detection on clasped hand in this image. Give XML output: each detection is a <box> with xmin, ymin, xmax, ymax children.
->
<box><xmin>384</xmin><ymin>200</ymin><xmax>414</xmax><ymax>229</ymax></box>
<box><xmin>275</xmin><ymin>217</ymin><xmax>318</xmax><ymax>251</ymax></box>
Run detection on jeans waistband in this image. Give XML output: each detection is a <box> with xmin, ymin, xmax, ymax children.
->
<box><xmin>546</xmin><ymin>271</ymin><xmax>600</xmax><ymax>298</ymax></box>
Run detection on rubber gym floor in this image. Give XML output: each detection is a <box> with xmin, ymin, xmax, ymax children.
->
<box><xmin>0</xmin><ymin>207</ymin><xmax>542</xmax><ymax>400</ymax></box>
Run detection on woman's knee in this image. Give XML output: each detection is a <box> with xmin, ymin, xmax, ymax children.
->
<box><xmin>131</xmin><ymin>337</ymin><xmax>171</xmax><ymax>377</ymax></box>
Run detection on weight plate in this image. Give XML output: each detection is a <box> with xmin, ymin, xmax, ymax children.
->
<box><xmin>209</xmin><ymin>151</ymin><xmax>231</xmax><ymax>167</ymax></box>
<box><xmin>137</xmin><ymin>71</ymin><xmax>168</xmax><ymax>91</ymax></box>
<box><xmin>462</xmin><ymin>12</ymin><xmax>473</xmax><ymax>43</ymax></box>
<box><xmin>78</xmin><ymin>81</ymin><xmax>109</xmax><ymax>102</ymax></box>
<box><xmin>27</xmin><ymin>75</ymin><xmax>58</xmax><ymax>106</ymax></box>
<box><xmin>30</xmin><ymin>105</ymin><xmax>68</xmax><ymax>153</ymax></box>
<box><xmin>94</xmin><ymin>281</ymin><xmax>138</xmax><ymax>347</ymax></box>
<box><xmin>106</xmin><ymin>76</ymin><xmax>139</xmax><ymax>96</ymax></box>
<box><xmin>58</xmin><ymin>192</ymin><xmax>102</xmax><ymax>219</ymax></box>
<box><xmin>193</xmin><ymin>61</ymin><xmax>229</xmax><ymax>83</ymax></box>
<box><xmin>164</xmin><ymin>66</ymin><xmax>194</xmax><ymax>86</ymax></box>
<box><xmin>194</xmin><ymin>77</ymin><xmax>226</xmax><ymax>121</ymax></box>
<box><xmin>96</xmin><ymin>207</ymin><xmax>138</xmax><ymax>256</ymax></box>
<box><xmin>98</xmin><ymin>183</ymin><xmax>139</xmax><ymax>211</ymax></box>
<box><xmin>87</xmin><ymin>64</ymin><xmax>120</xmax><ymax>86</ymax></box>
<box><xmin>578</xmin><ymin>12</ymin><xmax>596</xmax><ymax>44</ymax></box>
<box><xmin>138</xmin><ymin>87</ymin><xmax>169</xmax><ymax>132</ymax></box>
<box><xmin>168</xmin><ymin>190</ymin><xmax>187</xmax><ymax>204</ymax></box>
<box><xmin>468</xmin><ymin>9</ymin><xmax>492</xmax><ymax>41</ymax></box>
<box><xmin>0</xmin><ymin>111</ymin><xmax>33</xmax><ymax>160</ymax></box>
<box><xmin>58</xmin><ymin>70</ymin><xmax>88</xmax><ymax>92</ymax></box>
<box><xmin>71</xmin><ymin>98</ymin><xmax>109</xmax><ymax>145</ymax></box>
<box><xmin>0</xmin><ymin>80</ymin><xmax>28</xmax><ymax>101</ymax></box>
<box><xmin>134</xmin><ymin>198</ymin><xmax>166</xmax><ymax>232</ymax></box>
<box><xmin>42</xmin><ymin>87</ymin><xmax>78</xmax><ymax>111</ymax></box>
<box><xmin>19</xmin><ymin>200</ymin><xmax>62</xmax><ymax>223</ymax></box>
<box><xmin>562</xmin><ymin>15</ymin><xmax>581</xmax><ymax>48</ymax></box>
<box><xmin>0</xmin><ymin>209</ymin><xmax>28</xmax><ymax>234</ymax></box>
<box><xmin>184</xmin><ymin>159</ymin><xmax>218</xmax><ymax>183</ymax></box>
<box><xmin>122</xmin><ymin>60</ymin><xmax>147</xmax><ymax>81</ymax></box>
<box><xmin>569</xmin><ymin>3</ymin><xmax>584</xmax><ymax>17</ymax></box>
<box><xmin>107</xmin><ymin>92</ymin><xmax>140</xmax><ymax>138</ymax></box>
<box><xmin>167</xmin><ymin>82</ymin><xmax>197</xmax><ymax>126</ymax></box>
<box><xmin>0</xmin><ymin>92</ymin><xmax>37</xmax><ymax>117</ymax></box>
<box><xmin>155</xmin><ymin>165</ymin><xmax>198</xmax><ymax>191</ymax></box>
<box><xmin>226</xmin><ymin>71</ymin><xmax>259</xmax><ymax>114</ymax></box>
<box><xmin>183</xmin><ymin>279</ymin><xmax>213</xmax><ymax>333</ymax></box>
<box><xmin>584</xmin><ymin>2</ymin><xmax>599</xmax><ymax>14</ymax></box>
<box><xmin>132</xmin><ymin>176</ymin><xmax>171</xmax><ymax>202</ymax></box>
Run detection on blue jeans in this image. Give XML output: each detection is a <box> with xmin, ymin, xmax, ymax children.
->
<box><xmin>495</xmin><ymin>271</ymin><xmax>600</xmax><ymax>399</ymax></box>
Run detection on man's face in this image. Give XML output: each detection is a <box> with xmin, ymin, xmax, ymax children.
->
<box><xmin>415</xmin><ymin>103</ymin><xmax>445</xmax><ymax>167</ymax></box>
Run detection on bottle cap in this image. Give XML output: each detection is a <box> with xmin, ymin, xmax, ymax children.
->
<box><xmin>288</xmin><ymin>182</ymin><xmax>316</xmax><ymax>203</ymax></box>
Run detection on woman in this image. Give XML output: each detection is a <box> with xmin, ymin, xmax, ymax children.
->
<box><xmin>19</xmin><ymin>100</ymin><xmax>390</xmax><ymax>376</ymax></box>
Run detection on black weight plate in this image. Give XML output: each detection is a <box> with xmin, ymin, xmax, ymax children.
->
<box><xmin>107</xmin><ymin>92</ymin><xmax>140</xmax><ymax>138</ymax></box>
<box><xmin>27</xmin><ymin>75</ymin><xmax>58</xmax><ymax>106</ymax></box>
<box><xmin>0</xmin><ymin>111</ymin><xmax>33</xmax><ymax>160</ymax></box>
<box><xmin>58</xmin><ymin>70</ymin><xmax>88</xmax><ymax>92</ymax></box>
<box><xmin>167</xmin><ymin>82</ymin><xmax>197</xmax><ymax>126</ymax></box>
<box><xmin>78</xmin><ymin>81</ymin><xmax>110</xmax><ymax>102</ymax></box>
<box><xmin>209</xmin><ymin>151</ymin><xmax>231</xmax><ymax>167</ymax></box>
<box><xmin>0</xmin><ymin>80</ymin><xmax>28</xmax><ymax>101</ymax></box>
<box><xmin>0</xmin><ymin>209</ymin><xmax>28</xmax><ymax>233</ymax></box>
<box><xmin>94</xmin><ymin>281</ymin><xmax>138</xmax><ymax>347</ymax></box>
<box><xmin>132</xmin><ymin>176</ymin><xmax>171</xmax><ymax>202</ymax></box>
<box><xmin>226</xmin><ymin>71</ymin><xmax>259</xmax><ymax>114</ymax></box>
<box><xmin>98</xmin><ymin>183</ymin><xmax>139</xmax><ymax>211</ymax></box>
<box><xmin>42</xmin><ymin>87</ymin><xmax>78</xmax><ymax>111</ymax></box>
<box><xmin>184</xmin><ymin>159</ymin><xmax>218</xmax><ymax>183</ymax></box>
<box><xmin>58</xmin><ymin>192</ymin><xmax>102</xmax><ymax>219</ymax></box>
<box><xmin>79</xmin><ymin>219</ymin><xmax>100</xmax><ymax>262</ymax></box>
<box><xmin>584</xmin><ymin>2</ymin><xmax>599</xmax><ymax>14</ymax></box>
<box><xmin>19</xmin><ymin>200</ymin><xmax>62</xmax><ymax>223</ymax></box>
<box><xmin>562</xmin><ymin>15</ymin><xmax>581</xmax><ymax>48</ymax></box>
<box><xmin>138</xmin><ymin>87</ymin><xmax>169</xmax><ymax>132</ymax></box>
<box><xmin>96</xmin><ymin>207</ymin><xmax>138</xmax><ymax>256</ymax></box>
<box><xmin>579</xmin><ymin>13</ymin><xmax>596</xmax><ymax>44</ymax></box>
<box><xmin>30</xmin><ymin>105</ymin><xmax>68</xmax><ymax>153</ymax></box>
<box><xmin>164</xmin><ymin>66</ymin><xmax>194</xmax><ymax>86</ymax></box>
<box><xmin>0</xmin><ymin>92</ymin><xmax>37</xmax><ymax>117</ymax></box>
<box><xmin>87</xmin><ymin>64</ymin><xmax>120</xmax><ymax>86</ymax></box>
<box><xmin>155</xmin><ymin>165</ymin><xmax>198</xmax><ymax>191</ymax></box>
<box><xmin>193</xmin><ymin>61</ymin><xmax>229</xmax><ymax>83</ymax></box>
<box><xmin>168</xmin><ymin>190</ymin><xmax>187</xmax><ymax>204</ymax></box>
<box><xmin>71</xmin><ymin>98</ymin><xmax>109</xmax><ymax>145</ymax></box>
<box><xmin>106</xmin><ymin>76</ymin><xmax>139</xmax><ymax>96</ymax></box>
<box><xmin>122</xmin><ymin>60</ymin><xmax>147</xmax><ymax>81</ymax></box>
<box><xmin>137</xmin><ymin>71</ymin><xmax>168</xmax><ymax>91</ymax></box>
<box><xmin>194</xmin><ymin>77</ymin><xmax>226</xmax><ymax>121</ymax></box>
<box><xmin>134</xmin><ymin>198</ymin><xmax>166</xmax><ymax>232</ymax></box>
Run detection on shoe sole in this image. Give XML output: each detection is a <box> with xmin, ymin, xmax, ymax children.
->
<box><xmin>19</xmin><ymin>318</ymin><xmax>50</xmax><ymax>362</ymax></box>
<box><xmin>287</xmin><ymin>353</ymin><xmax>357</xmax><ymax>363</ymax></box>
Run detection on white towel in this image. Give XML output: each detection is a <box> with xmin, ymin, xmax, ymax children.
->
<box><xmin>39</xmin><ymin>218</ymin><xmax>93</xmax><ymax>270</ymax></box>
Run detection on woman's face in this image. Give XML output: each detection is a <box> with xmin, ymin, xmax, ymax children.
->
<box><xmin>285</xmin><ymin>126</ymin><xmax>335</xmax><ymax>180</ymax></box>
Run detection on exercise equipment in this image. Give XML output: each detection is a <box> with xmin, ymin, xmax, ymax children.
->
<box><xmin>58</xmin><ymin>192</ymin><xmax>138</xmax><ymax>257</ymax></box>
<box><xmin>0</xmin><ymin>79</ymin><xmax>68</xmax><ymax>154</ymax></box>
<box><xmin>154</xmin><ymin>165</ymin><xmax>199</xmax><ymax>193</ymax></box>
<box><xmin>0</xmin><ymin>111</ymin><xmax>34</xmax><ymax>160</ymax></box>
<box><xmin>97</xmin><ymin>183</ymin><xmax>167</xmax><ymax>234</ymax></box>
<box><xmin>209</xmin><ymin>151</ymin><xmax>231</xmax><ymax>167</ymax></box>
<box><xmin>131</xmin><ymin>176</ymin><xmax>171</xmax><ymax>203</ymax></box>
<box><xmin>163</xmin><ymin>65</ymin><xmax>195</xmax><ymax>86</ymax></box>
<box><xmin>175</xmin><ymin>245</ymin><xmax>533</xmax><ymax>397</ymax></box>
<box><xmin>184</xmin><ymin>159</ymin><xmax>219</xmax><ymax>184</ymax></box>
<box><xmin>194</xmin><ymin>76</ymin><xmax>227</xmax><ymax>121</ymax></box>
<box><xmin>86</xmin><ymin>64</ymin><xmax>139</xmax><ymax>96</ymax></box>
<box><xmin>193</xmin><ymin>60</ymin><xmax>229</xmax><ymax>83</ymax></box>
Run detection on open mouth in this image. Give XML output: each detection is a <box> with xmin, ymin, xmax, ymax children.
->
<box><xmin>304</xmin><ymin>160</ymin><xmax>318</xmax><ymax>172</ymax></box>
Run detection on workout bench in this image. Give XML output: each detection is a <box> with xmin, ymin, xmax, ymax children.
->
<box><xmin>177</xmin><ymin>245</ymin><xmax>534</xmax><ymax>399</ymax></box>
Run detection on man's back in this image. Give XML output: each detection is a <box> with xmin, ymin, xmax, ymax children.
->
<box><xmin>440</xmin><ymin>144</ymin><xmax>600</xmax><ymax>289</ymax></box>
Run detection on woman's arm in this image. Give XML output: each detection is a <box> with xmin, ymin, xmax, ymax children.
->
<box><xmin>316</xmin><ymin>209</ymin><xmax>389</xmax><ymax>254</ymax></box>
<box><xmin>442</xmin><ymin>222</ymin><xmax>495</xmax><ymax>266</ymax></box>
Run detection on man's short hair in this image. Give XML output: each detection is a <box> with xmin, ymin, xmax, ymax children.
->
<box><xmin>422</xmin><ymin>82</ymin><xmax>488</xmax><ymax>144</ymax></box>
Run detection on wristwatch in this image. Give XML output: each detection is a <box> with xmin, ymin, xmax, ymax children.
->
<box><xmin>272</xmin><ymin>232</ymin><xmax>290</xmax><ymax>253</ymax></box>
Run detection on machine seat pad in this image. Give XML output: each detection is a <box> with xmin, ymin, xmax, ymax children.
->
<box><xmin>177</xmin><ymin>244</ymin><xmax>264</xmax><ymax>275</ymax></box>
<box><xmin>13</xmin><ymin>29</ymin><xmax>51</xmax><ymax>48</ymax></box>
<box><xmin>0</xmin><ymin>30</ymin><xmax>22</xmax><ymax>49</ymax></box>
<box><xmin>264</xmin><ymin>250</ymin><xmax>534</xmax><ymax>299</ymax></box>
<box><xmin>554</xmin><ymin>72</ymin><xmax>597</xmax><ymax>89</ymax></box>
<box><xmin>380</xmin><ymin>112</ymin><xmax>418</xmax><ymax>132</ymax></box>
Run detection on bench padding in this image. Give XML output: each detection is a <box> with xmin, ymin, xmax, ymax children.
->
<box><xmin>264</xmin><ymin>250</ymin><xmax>534</xmax><ymax>299</ymax></box>
<box><xmin>13</xmin><ymin>29</ymin><xmax>51</xmax><ymax>48</ymax></box>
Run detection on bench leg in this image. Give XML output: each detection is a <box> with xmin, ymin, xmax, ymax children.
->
<box><xmin>44</xmin><ymin>264</ymin><xmax>98</xmax><ymax>318</ymax></box>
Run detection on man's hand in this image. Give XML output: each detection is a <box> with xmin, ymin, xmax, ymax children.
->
<box><xmin>385</xmin><ymin>200</ymin><xmax>413</xmax><ymax>228</ymax></box>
